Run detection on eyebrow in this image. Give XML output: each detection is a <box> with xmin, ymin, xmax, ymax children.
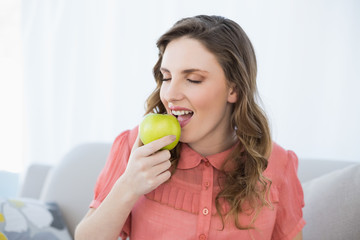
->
<box><xmin>160</xmin><ymin>67</ymin><xmax>209</xmax><ymax>74</ymax></box>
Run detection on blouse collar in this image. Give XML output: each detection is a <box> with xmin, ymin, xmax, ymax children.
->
<box><xmin>177</xmin><ymin>142</ymin><xmax>238</xmax><ymax>171</ymax></box>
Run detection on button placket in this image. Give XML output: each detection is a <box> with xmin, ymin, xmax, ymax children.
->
<box><xmin>196</xmin><ymin>158</ymin><xmax>213</xmax><ymax>238</ymax></box>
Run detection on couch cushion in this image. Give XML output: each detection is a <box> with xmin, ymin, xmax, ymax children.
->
<box><xmin>302</xmin><ymin>163</ymin><xmax>360</xmax><ymax>240</ymax></box>
<box><xmin>0</xmin><ymin>197</ymin><xmax>72</xmax><ymax>240</ymax></box>
<box><xmin>39</xmin><ymin>142</ymin><xmax>111</xmax><ymax>236</ymax></box>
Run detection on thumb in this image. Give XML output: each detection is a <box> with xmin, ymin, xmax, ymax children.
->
<box><xmin>131</xmin><ymin>130</ymin><xmax>143</xmax><ymax>153</ymax></box>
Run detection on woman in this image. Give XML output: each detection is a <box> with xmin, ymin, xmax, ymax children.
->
<box><xmin>75</xmin><ymin>15</ymin><xmax>305</xmax><ymax>240</ymax></box>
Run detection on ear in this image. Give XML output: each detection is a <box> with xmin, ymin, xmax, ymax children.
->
<box><xmin>227</xmin><ymin>84</ymin><xmax>237</xmax><ymax>103</ymax></box>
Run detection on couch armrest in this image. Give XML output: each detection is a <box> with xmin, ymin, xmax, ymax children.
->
<box><xmin>39</xmin><ymin>142</ymin><xmax>111</xmax><ymax>237</ymax></box>
<box><xmin>18</xmin><ymin>163</ymin><xmax>53</xmax><ymax>199</ymax></box>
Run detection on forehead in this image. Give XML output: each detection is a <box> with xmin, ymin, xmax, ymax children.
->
<box><xmin>161</xmin><ymin>37</ymin><xmax>222</xmax><ymax>72</ymax></box>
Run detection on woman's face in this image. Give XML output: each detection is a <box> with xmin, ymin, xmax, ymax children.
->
<box><xmin>160</xmin><ymin>37</ymin><xmax>237</xmax><ymax>155</ymax></box>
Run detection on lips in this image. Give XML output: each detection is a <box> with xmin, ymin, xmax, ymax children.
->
<box><xmin>168</xmin><ymin>104</ymin><xmax>193</xmax><ymax>128</ymax></box>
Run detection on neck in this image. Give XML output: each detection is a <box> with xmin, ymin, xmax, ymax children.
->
<box><xmin>188</xmin><ymin>129</ymin><xmax>238</xmax><ymax>156</ymax></box>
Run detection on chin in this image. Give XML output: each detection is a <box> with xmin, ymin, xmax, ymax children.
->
<box><xmin>179</xmin><ymin>135</ymin><xmax>187</xmax><ymax>143</ymax></box>
<box><xmin>179</xmin><ymin>134</ymin><xmax>192</xmax><ymax>144</ymax></box>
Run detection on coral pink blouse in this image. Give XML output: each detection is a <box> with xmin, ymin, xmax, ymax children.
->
<box><xmin>90</xmin><ymin>127</ymin><xmax>305</xmax><ymax>240</ymax></box>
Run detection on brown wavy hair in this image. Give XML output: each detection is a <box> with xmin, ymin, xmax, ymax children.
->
<box><xmin>145</xmin><ymin>15</ymin><xmax>272</xmax><ymax>230</ymax></box>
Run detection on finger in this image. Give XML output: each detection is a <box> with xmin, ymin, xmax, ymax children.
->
<box><xmin>149</xmin><ymin>159</ymin><xmax>172</xmax><ymax>177</ymax></box>
<box><xmin>147</xmin><ymin>150</ymin><xmax>171</xmax><ymax>166</ymax></box>
<box><xmin>135</xmin><ymin>149</ymin><xmax>170</xmax><ymax>173</ymax></box>
<box><xmin>138</xmin><ymin>135</ymin><xmax>176</xmax><ymax>157</ymax></box>
<box><xmin>155</xmin><ymin>170</ymin><xmax>171</xmax><ymax>186</ymax></box>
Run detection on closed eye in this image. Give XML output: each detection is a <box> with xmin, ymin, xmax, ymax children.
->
<box><xmin>187</xmin><ymin>79</ymin><xmax>201</xmax><ymax>84</ymax></box>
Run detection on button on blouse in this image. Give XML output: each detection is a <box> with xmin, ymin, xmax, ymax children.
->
<box><xmin>199</xmin><ymin>233</ymin><xmax>207</xmax><ymax>240</ymax></box>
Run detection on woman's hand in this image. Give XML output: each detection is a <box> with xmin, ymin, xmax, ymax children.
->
<box><xmin>120</xmin><ymin>133</ymin><xmax>176</xmax><ymax>197</ymax></box>
<box><xmin>75</xmin><ymin>133</ymin><xmax>176</xmax><ymax>240</ymax></box>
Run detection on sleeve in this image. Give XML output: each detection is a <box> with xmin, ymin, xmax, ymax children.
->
<box><xmin>89</xmin><ymin>127</ymin><xmax>138</xmax><ymax>239</ymax></box>
<box><xmin>272</xmin><ymin>150</ymin><xmax>306</xmax><ymax>240</ymax></box>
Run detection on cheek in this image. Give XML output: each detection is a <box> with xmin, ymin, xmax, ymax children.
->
<box><xmin>194</xmin><ymin>87</ymin><xmax>228</xmax><ymax>111</ymax></box>
<box><xmin>159</xmin><ymin>85</ymin><xmax>167</xmax><ymax>104</ymax></box>
<box><xmin>191</xmin><ymin>92</ymin><xmax>210</xmax><ymax>109</ymax></box>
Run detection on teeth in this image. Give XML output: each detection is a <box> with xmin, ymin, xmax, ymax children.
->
<box><xmin>172</xmin><ymin>110</ymin><xmax>193</xmax><ymax>116</ymax></box>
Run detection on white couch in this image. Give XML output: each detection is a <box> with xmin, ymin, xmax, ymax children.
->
<box><xmin>18</xmin><ymin>143</ymin><xmax>360</xmax><ymax>239</ymax></box>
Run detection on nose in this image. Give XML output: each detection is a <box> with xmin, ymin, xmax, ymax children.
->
<box><xmin>161</xmin><ymin>77</ymin><xmax>184</xmax><ymax>102</ymax></box>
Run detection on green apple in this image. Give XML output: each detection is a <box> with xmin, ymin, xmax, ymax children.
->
<box><xmin>139</xmin><ymin>113</ymin><xmax>181</xmax><ymax>150</ymax></box>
